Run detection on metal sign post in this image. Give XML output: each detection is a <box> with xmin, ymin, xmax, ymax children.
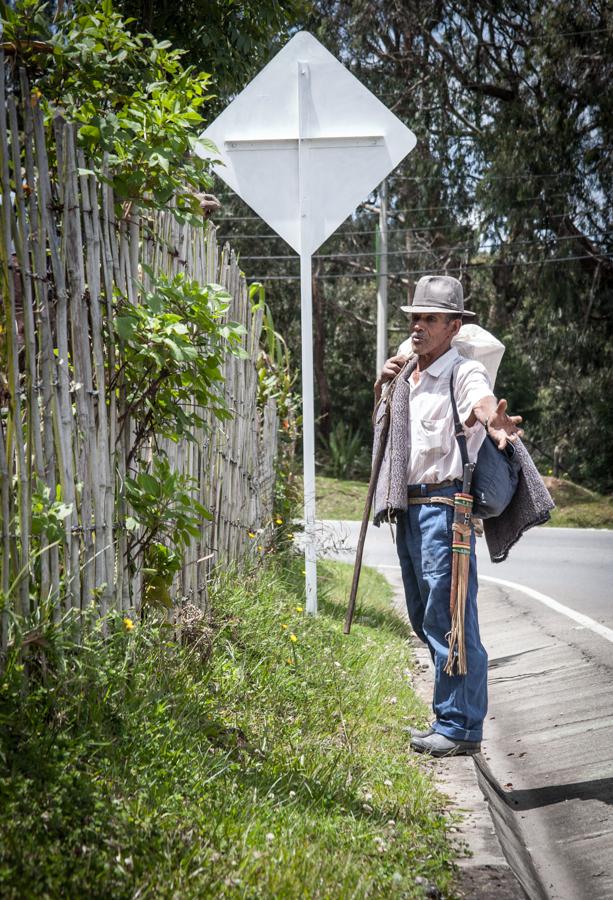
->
<box><xmin>298</xmin><ymin>61</ymin><xmax>317</xmax><ymax>612</ymax></box>
<box><xmin>197</xmin><ymin>32</ymin><xmax>416</xmax><ymax>613</ymax></box>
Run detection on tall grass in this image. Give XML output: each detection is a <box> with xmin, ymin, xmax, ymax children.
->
<box><xmin>0</xmin><ymin>556</ymin><xmax>458</xmax><ymax>898</ymax></box>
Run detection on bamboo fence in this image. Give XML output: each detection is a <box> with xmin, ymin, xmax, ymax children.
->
<box><xmin>0</xmin><ymin>60</ymin><xmax>279</xmax><ymax>648</ymax></box>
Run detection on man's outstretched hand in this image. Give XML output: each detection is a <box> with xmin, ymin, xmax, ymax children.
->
<box><xmin>486</xmin><ymin>398</ymin><xmax>524</xmax><ymax>450</ymax></box>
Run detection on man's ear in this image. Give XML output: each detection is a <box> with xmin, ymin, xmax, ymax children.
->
<box><xmin>450</xmin><ymin>318</ymin><xmax>462</xmax><ymax>337</ymax></box>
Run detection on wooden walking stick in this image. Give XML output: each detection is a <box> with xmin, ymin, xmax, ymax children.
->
<box><xmin>343</xmin><ymin>400</ymin><xmax>390</xmax><ymax>634</ymax></box>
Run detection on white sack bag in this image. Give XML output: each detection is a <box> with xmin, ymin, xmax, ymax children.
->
<box><xmin>398</xmin><ymin>323</ymin><xmax>505</xmax><ymax>389</ymax></box>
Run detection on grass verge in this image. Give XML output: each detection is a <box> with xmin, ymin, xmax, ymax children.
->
<box><xmin>542</xmin><ymin>477</ymin><xmax>613</xmax><ymax>528</ymax></box>
<box><xmin>316</xmin><ymin>474</ymin><xmax>613</xmax><ymax>528</ymax></box>
<box><xmin>0</xmin><ymin>557</ymin><xmax>458</xmax><ymax>899</ymax></box>
<box><xmin>315</xmin><ymin>475</ymin><xmax>370</xmax><ymax>520</ymax></box>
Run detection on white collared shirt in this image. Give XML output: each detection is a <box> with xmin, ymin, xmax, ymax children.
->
<box><xmin>407</xmin><ymin>348</ymin><xmax>493</xmax><ymax>485</ymax></box>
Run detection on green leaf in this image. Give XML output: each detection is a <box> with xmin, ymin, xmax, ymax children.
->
<box><xmin>192</xmin><ymin>136</ymin><xmax>219</xmax><ymax>156</ymax></box>
<box><xmin>78</xmin><ymin>124</ymin><xmax>101</xmax><ymax>142</ymax></box>
<box><xmin>147</xmin><ymin>151</ymin><xmax>170</xmax><ymax>173</ymax></box>
<box><xmin>115</xmin><ymin>315</ymin><xmax>137</xmax><ymax>341</ymax></box>
<box><xmin>138</xmin><ymin>473</ymin><xmax>161</xmax><ymax>497</ymax></box>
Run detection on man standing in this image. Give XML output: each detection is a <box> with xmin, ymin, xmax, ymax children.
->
<box><xmin>374</xmin><ymin>275</ymin><xmax>523</xmax><ymax>757</ymax></box>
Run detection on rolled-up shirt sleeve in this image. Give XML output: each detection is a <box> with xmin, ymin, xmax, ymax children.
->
<box><xmin>455</xmin><ymin>360</ymin><xmax>493</xmax><ymax>425</ymax></box>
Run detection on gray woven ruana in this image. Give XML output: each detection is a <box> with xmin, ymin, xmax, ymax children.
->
<box><xmin>372</xmin><ymin>361</ymin><xmax>416</xmax><ymax>526</ymax></box>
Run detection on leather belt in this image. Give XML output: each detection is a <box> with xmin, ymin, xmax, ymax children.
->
<box><xmin>407</xmin><ymin>496</ymin><xmax>455</xmax><ymax>508</ymax></box>
<box><xmin>406</xmin><ymin>479</ymin><xmax>456</xmax><ymax>498</ymax></box>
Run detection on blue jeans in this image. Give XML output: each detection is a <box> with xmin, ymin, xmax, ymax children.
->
<box><xmin>396</xmin><ymin>483</ymin><xmax>488</xmax><ymax>742</ymax></box>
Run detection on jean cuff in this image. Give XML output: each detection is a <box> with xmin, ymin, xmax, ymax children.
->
<box><xmin>433</xmin><ymin>723</ymin><xmax>482</xmax><ymax>743</ymax></box>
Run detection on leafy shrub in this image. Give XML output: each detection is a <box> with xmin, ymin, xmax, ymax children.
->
<box><xmin>125</xmin><ymin>457</ymin><xmax>211</xmax><ymax>608</ymax></box>
<box><xmin>113</xmin><ymin>271</ymin><xmax>246</xmax><ymax>463</ymax></box>
<box><xmin>319</xmin><ymin>421</ymin><xmax>367</xmax><ymax>480</ymax></box>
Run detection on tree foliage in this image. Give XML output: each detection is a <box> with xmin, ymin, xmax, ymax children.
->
<box><xmin>1</xmin><ymin>0</ymin><xmax>217</xmax><ymax>215</ymax></box>
<box><xmin>287</xmin><ymin>0</ymin><xmax>612</xmax><ymax>490</ymax></box>
<box><xmin>113</xmin><ymin>0</ymin><xmax>308</xmax><ymax>113</ymax></box>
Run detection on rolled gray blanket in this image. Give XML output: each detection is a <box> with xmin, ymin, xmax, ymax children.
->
<box><xmin>483</xmin><ymin>439</ymin><xmax>555</xmax><ymax>563</ymax></box>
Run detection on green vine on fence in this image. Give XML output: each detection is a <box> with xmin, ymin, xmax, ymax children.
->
<box><xmin>113</xmin><ymin>271</ymin><xmax>249</xmax><ymax>605</ymax></box>
<box><xmin>113</xmin><ymin>270</ymin><xmax>246</xmax><ymax>465</ymax></box>
<box><xmin>251</xmin><ymin>283</ymin><xmax>301</xmax><ymax>537</ymax></box>
<box><xmin>125</xmin><ymin>458</ymin><xmax>211</xmax><ymax>609</ymax></box>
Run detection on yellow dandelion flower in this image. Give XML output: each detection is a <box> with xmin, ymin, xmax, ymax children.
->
<box><xmin>286</xmin><ymin>658</ymin><xmax>294</xmax><ymax>665</ymax></box>
<box><xmin>123</xmin><ymin>617</ymin><xmax>134</xmax><ymax>631</ymax></box>
<box><xmin>257</xmin><ymin>545</ymin><xmax>264</xmax><ymax>551</ymax></box>
<box><xmin>281</xmin><ymin>623</ymin><xmax>288</xmax><ymax>630</ymax></box>
<box><xmin>295</xmin><ymin>606</ymin><xmax>303</xmax><ymax>613</ymax></box>
<box><xmin>248</xmin><ymin>530</ymin><xmax>256</xmax><ymax>539</ymax></box>
<box><xmin>275</xmin><ymin>517</ymin><xmax>283</xmax><ymax>525</ymax></box>
<box><xmin>289</xmin><ymin>633</ymin><xmax>298</xmax><ymax>643</ymax></box>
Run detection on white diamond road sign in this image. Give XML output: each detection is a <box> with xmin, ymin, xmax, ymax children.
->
<box><xmin>197</xmin><ymin>31</ymin><xmax>416</xmax><ymax>613</ymax></box>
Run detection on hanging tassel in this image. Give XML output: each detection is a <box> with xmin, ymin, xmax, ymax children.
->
<box><xmin>445</xmin><ymin>492</ymin><xmax>473</xmax><ymax>676</ymax></box>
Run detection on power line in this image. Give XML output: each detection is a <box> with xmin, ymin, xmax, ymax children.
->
<box><xmin>216</xmin><ymin>191</ymin><xmax>573</xmax><ymax>222</ymax></box>
<box><xmin>216</xmin><ymin>172</ymin><xmax>577</xmax><ymax>207</ymax></box>
<box><xmin>235</xmin><ymin>231</ymin><xmax>612</xmax><ymax>262</ymax></box>
<box><xmin>466</xmin><ymin>25</ymin><xmax>611</xmax><ymax>39</ymax></box>
<box><xmin>218</xmin><ymin>210</ymin><xmax>609</xmax><ymax>242</ymax></box>
<box><xmin>246</xmin><ymin>254</ymin><xmax>607</xmax><ymax>281</ymax></box>
<box><xmin>214</xmin><ymin>173</ymin><xmax>583</xmax><ymax>210</ymax></box>
<box><xmin>215</xmin><ymin>164</ymin><xmax>610</xmax><ymax>207</ymax></box>
<box><xmin>532</xmin><ymin>26</ymin><xmax>612</xmax><ymax>37</ymax></box>
<box><xmin>395</xmin><ymin>171</ymin><xmax>580</xmax><ymax>182</ymax></box>
<box><xmin>213</xmin><ymin>175</ymin><xmax>584</xmax><ymax>205</ymax></box>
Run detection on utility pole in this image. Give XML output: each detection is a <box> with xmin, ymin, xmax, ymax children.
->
<box><xmin>376</xmin><ymin>179</ymin><xmax>388</xmax><ymax>375</ymax></box>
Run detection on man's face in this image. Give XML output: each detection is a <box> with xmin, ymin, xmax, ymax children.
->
<box><xmin>410</xmin><ymin>313</ymin><xmax>459</xmax><ymax>356</ymax></box>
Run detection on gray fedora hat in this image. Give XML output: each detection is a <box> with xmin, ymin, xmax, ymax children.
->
<box><xmin>400</xmin><ymin>275</ymin><xmax>475</xmax><ymax>317</ymax></box>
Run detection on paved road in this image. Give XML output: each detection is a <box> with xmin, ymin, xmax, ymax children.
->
<box><xmin>317</xmin><ymin>521</ymin><xmax>613</xmax><ymax>630</ymax></box>
<box><xmin>317</xmin><ymin>521</ymin><xmax>613</xmax><ymax>899</ymax></box>
<box><xmin>477</xmin><ymin>527</ymin><xmax>613</xmax><ymax>630</ymax></box>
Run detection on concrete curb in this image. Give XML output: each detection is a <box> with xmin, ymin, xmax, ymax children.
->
<box><xmin>473</xmin><ymin>754</ymin><xmax>548</xmax><ymax>900</ymax></box>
